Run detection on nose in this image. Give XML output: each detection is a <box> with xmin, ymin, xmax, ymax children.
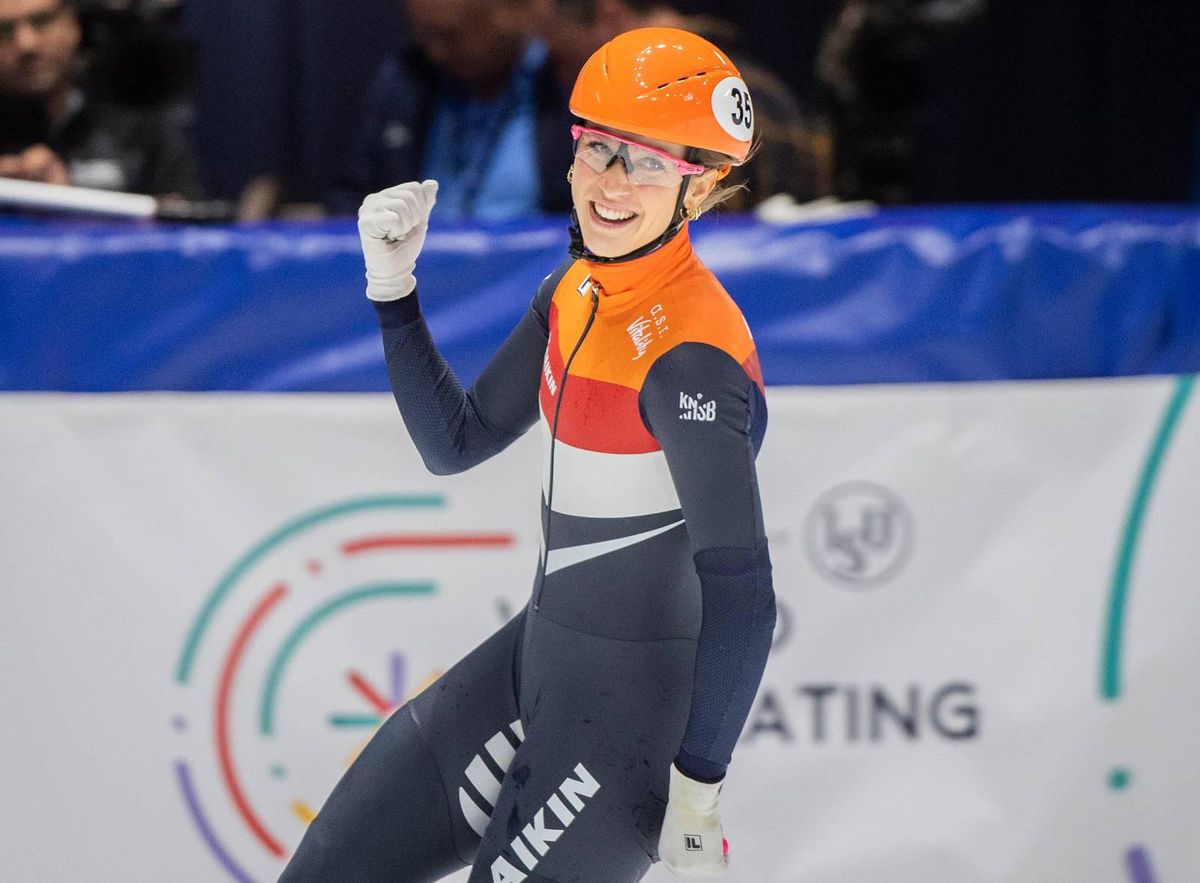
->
<box><xmin>596</xmin><ymin>158</ymin><xmax>632</xmax><ymax>193</ymax></box>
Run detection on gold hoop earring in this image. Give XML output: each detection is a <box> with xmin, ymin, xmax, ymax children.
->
<box><xmin>567</xmin><ymin>166</ymin><xmax>574</xmax><ymax>183</ymax></box>
<box><xmin>685</xmin><ymin>206</ymin><xmax>701</xmax><ymax>222</ymax></box>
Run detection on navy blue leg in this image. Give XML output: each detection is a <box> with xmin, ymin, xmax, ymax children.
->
<box><xmin>467</xmin><ymin>613</ymin><xmax>694</xmax><ymax>883</ymax></box>
<box><xmin>280</xmin><ymin>612</ymin><xmax>526</xmax><ymax>881</ymax></box>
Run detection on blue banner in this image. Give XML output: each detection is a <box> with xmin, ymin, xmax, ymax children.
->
<box><xmin>1</xmin><ymin>206</ymin><xmax>1197</xmax><ymax>391</ymax></box>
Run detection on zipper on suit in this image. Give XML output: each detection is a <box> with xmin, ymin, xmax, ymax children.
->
<box><xmin>534</xmin><ymin>288</ymin><xmax>599</xmax><ymax>611</ymax></box>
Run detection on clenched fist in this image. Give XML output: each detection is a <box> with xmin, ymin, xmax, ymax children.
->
<box><xmin>357</xmin><ymin>179</ymin><xmax>439</xmax><ymax>301</ymax></box>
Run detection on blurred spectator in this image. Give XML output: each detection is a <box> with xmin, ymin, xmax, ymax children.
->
<box><xmin>326</xmin><ymin>0</ymin><xmax>573</xmax><ymax>219</ymax></box>
<box><xmin>0</xmin><ymin>0</ymin><xmax>203</xmax><ymax>197</ymax></box>
<box><xmin>540</xmin><ymin>0</ymin><xmax>832</xmax><ymax>209</ymax></box>
<box><xmin>816</xmin><ymin>0</ymin><xmax>984</xmax><ymax>203</ymax></box>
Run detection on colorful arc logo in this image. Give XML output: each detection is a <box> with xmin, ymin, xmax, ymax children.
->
<box><xmin>1101</xmin><ymin>374</ymin><xmax>1195</xmax><ymax>883</ymax></box>
<box><xmin>172</xmin><ymin>494</ymin><xmax>516</xmax><ymax>881</ymax></box>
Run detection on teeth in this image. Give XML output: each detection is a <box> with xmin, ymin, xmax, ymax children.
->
<box><xmin>594</xmin><ymin>203</ymin><xmax>635</xmax><ymax>222</ymax></box>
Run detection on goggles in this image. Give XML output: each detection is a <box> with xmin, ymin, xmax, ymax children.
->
<box><xmin>571</xmin><ymin>125</ymin><xmax>705</xmax><ymax>187</ymax></box>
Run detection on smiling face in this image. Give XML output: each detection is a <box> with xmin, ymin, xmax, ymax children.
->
<box><xmin>570</xmin><ymin>125</ymin><xmax>718</xmax><ymax>258</ymax></box>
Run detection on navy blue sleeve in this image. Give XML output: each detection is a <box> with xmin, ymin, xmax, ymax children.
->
<box><xmin>373</xmin><ymin>261</ymin><xmax>568</xmax><ymax>474</ymax></box>
<box><xmin>639</xmin><ymin>342</ymin><xmax>775</xmax><ymax>782</ymax></box>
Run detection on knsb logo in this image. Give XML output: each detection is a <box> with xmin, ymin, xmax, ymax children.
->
<box><xmin>678</xmin><ymin>392</ymin><xmax>716</xmax><ymax>422</ymax></box>
<box><xmin>804</xmin><ymin>481</ymin><xmax>914</xmax><ymax>586</ymax></box>
<box><xmin>171</xmin><ymin>494</ymin><xmax>519</xmax><ymax>882</ymax></box>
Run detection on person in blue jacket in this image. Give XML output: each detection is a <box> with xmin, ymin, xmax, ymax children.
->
<box><xmin>325</xmin><ymin>0</ymin><xmax>574</xmax><ymax>220</ymax></box>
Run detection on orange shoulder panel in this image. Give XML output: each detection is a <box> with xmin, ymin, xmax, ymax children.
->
<box><xmin>543</xmin><ymin>259</ymin><xmax>761</xmax><ymax>454</ymax></box>
<box><xmin>554</xmin><ymin>263</ymin><xmax>757</xmax><ymax>390</ymax></box>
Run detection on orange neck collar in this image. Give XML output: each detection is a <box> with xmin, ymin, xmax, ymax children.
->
<box><xmin>583</xmin><ymin>225</ymin><xmax>697</xmax><ymax>311</ymax></box>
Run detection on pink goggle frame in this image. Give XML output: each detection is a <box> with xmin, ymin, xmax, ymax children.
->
<box><xmin>571</xmin><ymin>125</ymin><xmax>706</xmax><ymax>184</ymax></box>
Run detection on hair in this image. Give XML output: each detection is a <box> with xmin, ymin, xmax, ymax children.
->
<box><xmin>692</xmin><ymin>139</ymin><xmax>759</xmax><ymax>214</ymax></box>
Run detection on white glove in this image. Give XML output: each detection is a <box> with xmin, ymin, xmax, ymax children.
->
<box><xmin>357</xmin><ymin>179</ymin><xmax>438</xmax><ymax>301</ymax></box>
<box><xmin>658</xmin><ymin>764</ymin><xmax>729</xmax><ymax>877</ymax></box>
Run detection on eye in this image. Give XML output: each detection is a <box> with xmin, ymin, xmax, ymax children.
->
<box><xmin>636</xmin><ymin>156</ymin><xmax>668</xmax><ymax>173</ymax></box>
<box><xmin>583</xmin><ymin>139</ymin><xmax>615</xmax><ymax>158</ymax></box>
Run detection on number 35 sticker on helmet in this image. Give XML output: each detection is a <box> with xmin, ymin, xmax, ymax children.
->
<box><xmin>712</xmin><ymin>76</ymin><xmax>754</xmax><ymax>143</ymax></box>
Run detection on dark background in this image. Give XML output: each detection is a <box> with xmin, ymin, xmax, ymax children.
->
<box><xmin>177</xmin><ymin>0</ymin><xmax>1200</xmax><ymax>206</ymax></box>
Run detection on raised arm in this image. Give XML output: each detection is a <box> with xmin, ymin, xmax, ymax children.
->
<box><xmin>359</xmin><ymin>180</ymin><xmax>564</xmax><ymax>474</ymax></box>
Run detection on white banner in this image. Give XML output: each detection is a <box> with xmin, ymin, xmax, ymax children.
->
<box><xmin>0</xmin><ymin>377</ymin><xmax>1196</xmax><ymax>882</ymax></box>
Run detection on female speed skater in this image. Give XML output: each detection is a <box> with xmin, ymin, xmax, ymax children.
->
<box><xmin>281</xmin><ymin>27</ymin><xmax>776</xmax><ymax>882</ymax></box>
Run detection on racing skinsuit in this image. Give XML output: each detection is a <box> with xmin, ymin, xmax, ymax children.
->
<box><xmin>281</xmin><ymin>227</ymin><xmax>775</xmax><ymax>882</ymax></box>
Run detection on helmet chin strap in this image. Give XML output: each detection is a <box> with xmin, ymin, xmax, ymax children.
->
<box><xmin>568</xmin><ymin>174</ymin><xmax>694</xmax><ymax>264</ymax></box>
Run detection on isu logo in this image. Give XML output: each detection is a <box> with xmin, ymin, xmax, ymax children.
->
<box><xmin>804</xmin><ymin>481</ymin><xmax>914</xmax><ymax>586</ymax></box>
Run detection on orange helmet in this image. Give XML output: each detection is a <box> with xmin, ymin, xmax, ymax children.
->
<box><xmin>569</xmin><ymin>27</ymin><xmax>754</xmax><ymax>164</ymax></box>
